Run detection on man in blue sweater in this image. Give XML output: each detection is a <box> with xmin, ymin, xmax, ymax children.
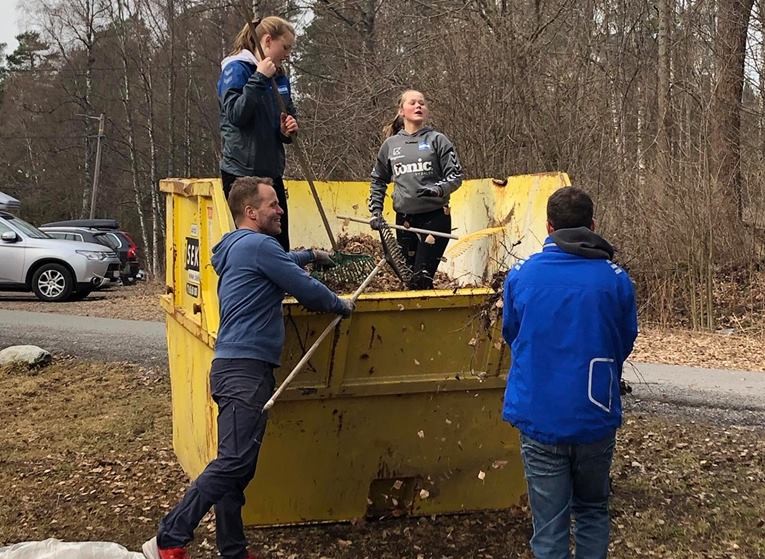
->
<box><xmin>143</xmin><ymin>176</ymin><xmax>352</xmax><ymax>559</ymax></box>
<box><xmin>502</xmin><ymin>187</ymin><xmax>638</xmax><ymax>559</ymax></box>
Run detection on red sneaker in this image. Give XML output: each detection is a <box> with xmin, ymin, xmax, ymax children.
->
<box><xmin>142</xmin><ymin>537</ymin><xmax>190</xmax><ymax>559</ymax></box>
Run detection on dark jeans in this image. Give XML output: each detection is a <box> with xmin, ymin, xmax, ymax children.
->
<box><xmin>395</xmin><ymin>207</ymin><xmax>451</xmax><ymax>289</ymax></box>
<box><xmin>520</xmin><ymin>433</ymin><xmax>616</xmax><ymax>559</ymax></box>
<box><xmin>157</xmin><ymin>358</ymin><xmax>275</xmax><ymax>559</ymax></box>
<box><xmin>222</xmin><ymin>170</ymin><xmax>290</xmax><ymax>251</ymax></box>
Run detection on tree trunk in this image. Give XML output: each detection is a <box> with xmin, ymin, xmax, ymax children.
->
<box><xmin>115</xmin><ymin>0</ymin><xmax>151</xmax><ymax>275</ymax></box>
<box><xmin>657</xmin><ymin>0</ymin><xmax>673</xmax><ymax>176</ymax></box>
<box><xmin>710</xmin><ymin>0</ymin><xmax>755</xmax><ymax>218</ymax></box>
<box><xmin>166</xmin><ymin>0</ymin><xmax>176</xmax><ymax>178</ymax></box>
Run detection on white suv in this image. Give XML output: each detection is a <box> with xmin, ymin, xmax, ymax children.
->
<box><xmin>0</xmin><ymin>211</ymin><xmax>121</xmax><ymax>301</ymax></box>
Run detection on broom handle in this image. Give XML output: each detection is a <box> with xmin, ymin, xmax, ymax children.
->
<box><xmin>264</xmin><ymin>258</ymin><xmax>387</xmax><ymax>410</ymax></box>
<box><xmin>246</xmin><ymin>18</ymin><xmax>338</xmax><ymax>252</ymax></box>
<box><xmin>337</xmin><ymin>214</ymin><xmax>460</xmax><ymax>240</ymax></box>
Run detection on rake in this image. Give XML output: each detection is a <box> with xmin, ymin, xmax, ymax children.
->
<box><xmin>264</xmin><ymin>258</ymin><xmax>387</xmax><ymax>411</ymax></box>
<box><xmin>237</xmin><ymin>5</ymin><xmax>375</xmax><ymax>283</ymax></box>
<box><xmin>375</xmin><ymin>217</ymin><xmax>414</xmax><ymax>285</ymax></box>
<box><xmin>337</xmin><ymin>214</ymin><xmax>506</xmax><ymax>263</ymax></box>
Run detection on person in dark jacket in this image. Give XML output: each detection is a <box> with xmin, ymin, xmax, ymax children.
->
<box><xmin>143</xmin><ymin>177</ymin><xmax>351</xmax><ymax>559</ymax></box>
<box><xmin>368</xmin><ymin>89</ymin><xmax>464</xmax><ymax>289</ymax></box>
<box><xmin>501</xmin><ymin>187</ymin><xmax>638</xmax><ymax>559</ymax></box>
<box><xmin>217</xmin><ymin>16</ymin><xmax>297</xmax><ymax>251</ymax></box>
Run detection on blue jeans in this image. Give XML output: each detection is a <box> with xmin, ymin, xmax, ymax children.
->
<box><xmin>520</xmin><ymin>433</ymin><xmax>616</xmax><ymax>559</ymax></box>
<box><xmin>158</xmin><ymin>358</ymin><xmax>275</xmax><ymax>559</ymax></box>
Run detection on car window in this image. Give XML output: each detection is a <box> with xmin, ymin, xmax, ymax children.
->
<box><xmin>46</xmin><ymin>231</ymin><xmax>67</xmax><ymax>240</ymax></box>
<box><xmin>0</xmin><ymin>220</ymin><xmax>14</xmax><ymax>234</ymax></box>
<box><xmin>3</xmin><ymin>215</ymin><xmax>50</xmax><ymax>239</ymax></box>
<box><xmin>102</xmin><ymin>232</ymin><xmax>123</xmax><ymax>249</ymax></box>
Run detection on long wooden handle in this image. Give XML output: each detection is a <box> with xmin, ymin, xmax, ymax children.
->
<box><xmin>337</xmin><ymin>214</ymin><xmax>460</xmax><ymax>240</ymax></box>
<box><xmin>263</xmin><ymin>258</ymin><xmax>387</xmax><ymax>410</ymax></box>
<box><xmin>244</xmin><ymin>14</ymin><xmax>338</xmax><ymax>250</ymax></box>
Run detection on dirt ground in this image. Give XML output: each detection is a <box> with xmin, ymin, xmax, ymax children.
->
<box><xmin>0</xmin><ymin>281</ymin><xmax>166</xmax><ymax>322</ymax></box>
<box><xmin>0</xmin><ymin>359</ymin><xmax>763</xmax><ymax>558</ymax></box>
<box><xmin>1</xmin><ymin>281</ymin><xmax>764</xmax><ymax>372</ymax></box>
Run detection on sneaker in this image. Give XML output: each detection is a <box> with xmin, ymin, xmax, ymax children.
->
<box><xmin>141</xmin><ymin>536</ymin><xmax>190</xmax><ymax>559</ymax></box>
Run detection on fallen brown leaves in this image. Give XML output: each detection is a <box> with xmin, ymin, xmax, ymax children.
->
<box><xmin>0</xmin><ymin>359</ymin><xmax>763</xmax><ymax>558</ymax></box>
<box><xmin>306</xmin><ymin>235</ymin><xmax>459</xmax><ymax>294</ymax></box>
<box><xmin>0</xmin><ymin>281</ymin><xmax>165</xmax><ymax>322</ymax></box>
<box><xmin>633</xmin><ymin>327</ymin><xmax>765</xmax><ymax>372</ymax></box>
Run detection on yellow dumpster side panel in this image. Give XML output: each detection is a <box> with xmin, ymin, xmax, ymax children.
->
<box><xmin>244</xmin><ymin>393</ymin><xmax>523</xmax><ymax>524</ymax></box>
<box><xmin>161</xmin><ymin>174</ymin><xmax>570</xmax><ymax>525</ymax></box>
<box><xmin>165</xmin><ymin>317</ymin><xmax>216</xmax><ymax>476</ymax></box>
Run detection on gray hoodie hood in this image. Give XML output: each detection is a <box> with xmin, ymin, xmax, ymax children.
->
<box><xmin>220</xmin><ymin>49</ymin><xmax>257</xmax><ymax>70</ymax></box>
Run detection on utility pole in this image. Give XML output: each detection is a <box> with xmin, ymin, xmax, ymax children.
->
<box><xmin>78</xmin><ymin>112</ymin><xmax>106</xmax><ymax>219</ymax></box>
<box><xmin>89</xmin><ymin>113</ymin><xmax>105</xmax><ymax>219</ymax></box>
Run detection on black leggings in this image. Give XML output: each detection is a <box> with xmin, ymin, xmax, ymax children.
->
<box><xmin>395</xmin><ymin>207</ymin><xmax>451</xmax><ymax>289</ymax></box>
<box><xmin>222</xmin><ymin>170</ymin><xmax>290</xmax><ymax>251</ymax></box>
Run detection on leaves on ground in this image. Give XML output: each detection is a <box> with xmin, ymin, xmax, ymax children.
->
<box><xmin>0</xmin><ymin>360</ymin><xmax>762</xmax><ymax>558</ymax></box>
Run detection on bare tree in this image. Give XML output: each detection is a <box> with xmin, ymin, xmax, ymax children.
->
<box><xmin>711</xmin><ymin>0</ymin><xmax>755</xmax><ymax>219</ymax></box>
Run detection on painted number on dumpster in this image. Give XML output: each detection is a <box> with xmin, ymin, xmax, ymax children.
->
<box><xmin>185</xmin><ymin>237</ymin><xmax>200</xmax><ymax>297</ymax></box>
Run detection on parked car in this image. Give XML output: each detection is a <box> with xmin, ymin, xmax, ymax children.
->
<box><xmin>41</xmin><ymin>219</ymin><xmax>141</xmax><ymax>284</ymax></box>
<box><xmin>0</xmin><ymin>211</ymin><xmax>121</xmax><ymax>302</ymax></box>
<box><xmin>39</xmin><ymin>226</ymin><xmax>123</xmax><ymax>283</ymax></box>
<box><xmin>0</xmin><ymin>191</ymin><xmax>21</xmax><ymax>211</ymax></box>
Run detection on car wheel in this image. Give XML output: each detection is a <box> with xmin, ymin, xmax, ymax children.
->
<box><xmin>31</xmin><ymin>263</ymin><xmax>74</xmax><ymax>302</ymax></box>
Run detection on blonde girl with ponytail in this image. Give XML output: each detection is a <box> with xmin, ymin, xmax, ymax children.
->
<box><xmin>368</xmin><ymin>89</ymin><xmax>465</xmax><ymax>289</ymax></box>
<box><xmin>217</xmin><ymin>16</ymin><xmax>298</xmax><ymax>251</ymax></box>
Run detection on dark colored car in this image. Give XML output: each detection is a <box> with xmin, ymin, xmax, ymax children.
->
<box><xmin>41</xmin><ymin>219</ymin><xmax>142</xmax><ymax>284</ymax></box>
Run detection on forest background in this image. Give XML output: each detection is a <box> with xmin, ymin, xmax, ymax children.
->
<box><xmin>1</xmin><ymin>0</ymin><xmax>763</xmax><ymax>330</ymax></box>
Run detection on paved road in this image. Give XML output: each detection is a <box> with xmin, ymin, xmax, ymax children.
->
<box><xmin>624</xmin><ymin>361</ymin><xmax>765</xmax><ymax>412</ymax></box>
<box><xmin>0</xmin><ymin>309</ymin><xmax>167</xmax><ymax>367</ymax></box>
<box><xmin>1</xmin><ymin>309</ymin><xmax>764</xmax><ymax>415</ymax></box>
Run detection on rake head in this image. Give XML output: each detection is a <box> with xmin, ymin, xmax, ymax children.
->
<box><xmin>311</xmin><ymin>251</ymin><xmax>376</xmax><ymax>284</ymax></box>
<box><xmin>377</xmin><ymin>218</ymin><xmax>413</xmax><ymax>285</ymax></box>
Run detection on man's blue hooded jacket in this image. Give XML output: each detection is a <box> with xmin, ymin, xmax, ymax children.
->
<box><xmin>502</xmin><ymin>227</ymin><xmax>638</xmax><ymax>444</ymax></box>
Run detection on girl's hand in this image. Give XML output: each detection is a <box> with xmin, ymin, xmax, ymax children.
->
<box><xmin>280</xmin><ymin>113</ymin><xmax>298</xmax><ymax>136</ymax></box>
<box><xmin>257</xmin><ymin>56</ymin><xmax>276</xmax><ymax>78</ymax></box>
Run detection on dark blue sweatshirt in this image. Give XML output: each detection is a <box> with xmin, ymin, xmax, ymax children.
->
<box><xmin>211</xmin><ymin>229</ymin><xmax>346</xmax><ymax>366</ymax></box>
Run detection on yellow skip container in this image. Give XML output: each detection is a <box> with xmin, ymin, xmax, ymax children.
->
<box><xmin>160</xmin><ymin>172</ymin><xmax>570</xmax><ymax>525</ymax></box>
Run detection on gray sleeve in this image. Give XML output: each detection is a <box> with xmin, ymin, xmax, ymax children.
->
<box><xmin>432</xmin><ymin>133</ymin><xmax>464</xmax><ymax>196</ymax></box>
<box><xmin>368</xmin><ymin>141</ymin><xmax>391</xmax><ymax>214</ymax></box>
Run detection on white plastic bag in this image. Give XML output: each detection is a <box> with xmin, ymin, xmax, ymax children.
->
<box><xmin>0</xmin><ymin>538</ymin><xmax>144</xmax><ymax>559</ymax></box>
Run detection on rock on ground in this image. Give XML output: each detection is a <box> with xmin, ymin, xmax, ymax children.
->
<box><xmin>0</xmin><ymin>345</ymin><xmax>51</xmax><ymax>367</ymax></box>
